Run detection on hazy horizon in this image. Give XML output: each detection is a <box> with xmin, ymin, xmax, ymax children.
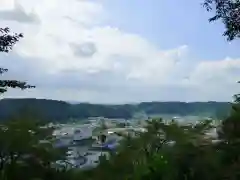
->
<box><xmin>0</xmin><ymin>97</ymin><xmax>231</xmax><ymax>105</ymax></box>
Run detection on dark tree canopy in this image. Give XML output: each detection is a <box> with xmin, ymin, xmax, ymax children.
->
<box><xmin>203</xmin><ymin>0</ymin><xmax>240</xmax><ymax>41</ymax></box>
<box><xmin>0</xmin><ymin>27</ymin><xmax>35</xmax><ymax>94</ymax></box>
<box><xmin>0</xmin><ymin>27</ymin><xmax>23</xmax><ymax>53</ymax></box>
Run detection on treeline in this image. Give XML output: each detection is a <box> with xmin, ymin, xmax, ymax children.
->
<box><xmin>138</xmin><ymin>101</ymin><xmax>230</xmax><ymax>117</ymax></box>
<box><xmin>0</xmin><ymin>98</ymin><xmax>231</xmax><ymax>122</ymax></box>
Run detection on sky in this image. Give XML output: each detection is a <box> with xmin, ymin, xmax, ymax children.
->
<box><xmin>0</xmin><ymin>0</ymin><xmax>239</xmax><ymax>103</ymax></box>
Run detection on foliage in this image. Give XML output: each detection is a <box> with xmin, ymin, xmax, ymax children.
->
<box><xmin>203</xmin><ymin>0</ymin><xmax>240</xmax><ymax>41</ymax></box>
<box><xmin>0</xmin><ymin>114</ymin><xmax>67</xmax><ymax>180</ymax></box>
<box><xmin>0</xmin><ymin>27</ymin><xmax>23</xmax><ymax>53</ymax></box>
<box><xmin>0</xmin><ymin>27</ymin><xmax>35</xmax><ymax>94</ymax></box>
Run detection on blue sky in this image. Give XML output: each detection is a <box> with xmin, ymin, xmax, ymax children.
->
<box><xmin>0</xmin><ymin>0</ymin><xmax>239</xmax><ymax>103</ymax></box>
<box><xmin>102</xmin><ymin>0</ymin><xmax>240</xmax><ymax>60</ymax></box>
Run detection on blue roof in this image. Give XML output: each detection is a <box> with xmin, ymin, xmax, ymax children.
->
<box><xmin>107</xmin><ymin>144</ymin><xmax>117</xmax><ymax>149</ymax></box>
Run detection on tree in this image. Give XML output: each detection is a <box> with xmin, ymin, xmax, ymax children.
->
<box><xmin>203</xmin><ymin>0</ymin><xmax>240</xmax><ymax>41</ymax></box>
<box><xmin>0</xmin><ymin>114</ymin><xmax>68</xmax><ymax>180</ymax></box>
<box><xmin>201</xmin><ymin>3</ymin><xmax>240</xmax><ymax>177</ymax></box>
<box><xmin>0</xmin><ymin>27</ymin><xmax>34</xmax><ymax>94</ymax></box>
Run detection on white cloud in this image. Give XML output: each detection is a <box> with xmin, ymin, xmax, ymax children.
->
<box><xmin>0</xmin><ymin>0</ymin><xmax>239</xmax><ymax>103</ymax></box>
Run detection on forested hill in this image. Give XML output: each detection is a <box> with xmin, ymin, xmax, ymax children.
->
<box><xmin>0</xmin><ymin>98</ymin><xmax>231</xmax><ymax>122</ymax></box>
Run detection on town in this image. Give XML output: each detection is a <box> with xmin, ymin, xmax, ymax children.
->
<box><xmin>50</xmin><ymin>116</ymin><xmax>220</xmax><ymax>170</ymax></box>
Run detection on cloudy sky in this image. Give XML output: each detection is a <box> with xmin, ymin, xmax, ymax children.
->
<box><xmin>0</xmin><ymin>0</ymin><xmax>239</xmax><ymax>103</ymax></box>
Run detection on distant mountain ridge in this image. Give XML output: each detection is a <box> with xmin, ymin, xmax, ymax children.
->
<box><xmin>0</xmin><ymin>98</ymin><xmax>231</xmax><ymax>122</ymax></box>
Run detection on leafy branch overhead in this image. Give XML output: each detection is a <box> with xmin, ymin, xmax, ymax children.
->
<box><xmin>0</xmin><ymin>27</ymin><xmax>35</xmax><ymax>94</ymax></box>
<box><xmin>0</xmin><ymin>27</ymin><xmax>23</xmax><ymax>53</ymax></box>
<box><xmin>203</xmin><ymin>0</ymin><xmax>240</xmax><ymax>41</ymax></box>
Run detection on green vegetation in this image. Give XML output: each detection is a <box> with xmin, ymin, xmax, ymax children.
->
<box><xmin>0</xmin><ymin>28</ymin><xmax>35</xmax><ymax>93</ymax></box>
<box><xmin>203</xmin><ymin>0</ymin><xmax>240</xmax><ymax>41</ymax></box>
<box><xmin>0</xmin><ymin>98</ymin><xmax>231</xmax><ymax>122</ymax></box>
<box><xmin>0</xmin><ymin>26</ymin><xmax>68</xmax><ymax>180</ymax></box>
<box><xmin>0</xmin><ymin>116</ymin><xmax>68</xmax><ymax>180</ymax></box>
<box><xmin>0</xmin><ymin>1</ymin><xmax>239</xmax><ymax>180</ymax></box>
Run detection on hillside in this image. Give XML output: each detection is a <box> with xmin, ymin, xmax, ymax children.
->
<box><xmin>0</xmin><ymin>98</ymin><xmax>231</xmax><ymax>122</ymax></box>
